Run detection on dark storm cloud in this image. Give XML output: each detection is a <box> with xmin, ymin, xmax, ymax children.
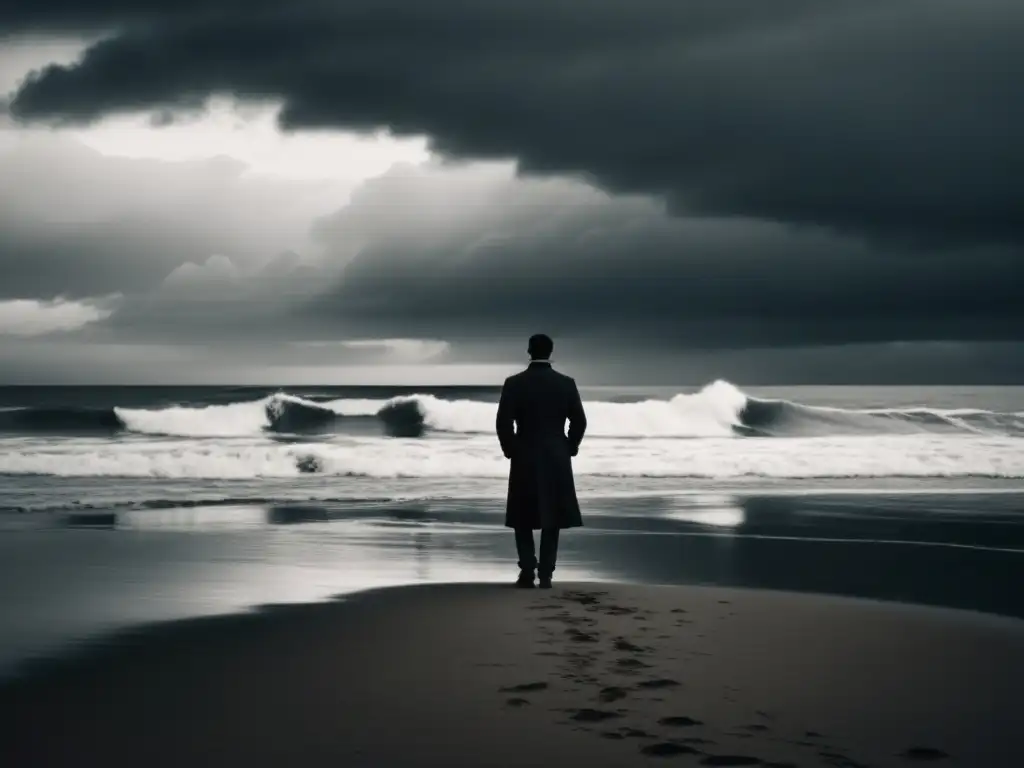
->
<box><xmin>305</xmin><ymin>164</ymin><xmax>1024</xmax><ymax>349</ymax></box>
<box><xmin>0</xmin><ymin>0</ymin><xmax>262</xmax><ymax>34</ymax></box>
<box><xmin>6</xmin><ymin>0</ymin><xmax>1024</xmax><ymax>245</ymax></box>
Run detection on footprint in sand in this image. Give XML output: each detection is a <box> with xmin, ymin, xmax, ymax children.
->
<box><xmin>900</xmin><ymin>747</ymin><xmax>949</xmax><ymax>762</ymax></box>
<box><xmin>620</xmin><ymin>727</ymin><xmax>654</xmax><ymax>739</ymax></box>
<box><xmin>570</xmin><ymin>708</ymin><xmax>624</xmax><ymax>723</ymax></box>
<box><xmin>741</xmin><ymin>724</ymin><xmax>770</xmax><ymax>733</ymax></box>
<box><xmin>539</xmin><ymin>613</ymin><xmax>572</xmax><ymax>623</ymax></box>
<box><xmin>598</xmin><ymin>686</ymin><xmax>629</xmax><ymax>703</ymax></box>
<box><xmin>560</xmin><ymin>591</ymin><xmax>606</xmax><ymax>607</ymax></box>
<box><xmin>604</xmin><ymin>605</ymin><xmax>639</xmax><ymax>616</ymax></box>
<box><xmin>700</xmin><ymin>756</ymin><xmax>761</xmax><ymax>766</ymax></box>
<box><xmin>613</xmin><ymin>638</ymin><xmax>646</xmax><ymax>653</ymax></box>
<box><xmin>615</xmin><ymin>657</ymin><xmax>652</xmax><ymax>670</ymax></box>
<box><xmin>505</xmin><ymin>698</ymin><xmax>531</xmax><ymax>707</ymax></box>
<box><xmin>565</xmin><ymin>629</ymin><xmax>600</xmax><ymax>643</ymax></box>
<box><xmin>500</xmin><ymin>682</ymin><xmax>549</xmax><ymax>693</ymax></box>
<box><xmin>636</xmin><ymin>678</ymin><xmax>680</xmax><ymax>690</ymax></box>
<box><xmin>641</xmin><ymin>742</ymin><xmax>702</xmax><ymax>757</ymax></box>
<box><xmin>659</xmin><ymin>716</ymin><xmax>703</xmax><ymax>727</ymax></box>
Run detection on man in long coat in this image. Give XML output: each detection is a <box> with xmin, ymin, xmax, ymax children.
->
<box><xmin>496</xmin><ymin>334</ymin><xmax>587</xmax><ymax>588</ymax></box>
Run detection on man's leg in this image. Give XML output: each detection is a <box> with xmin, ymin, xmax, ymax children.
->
<box><xmin>514</xmin><ymin>528</ymin><xmax>537</xmax><ymax>586</ymax></box>
<box><xmin>538</xmin><ymin>528</ymin><xmax>560</xmax><ymax>586</ymax></box>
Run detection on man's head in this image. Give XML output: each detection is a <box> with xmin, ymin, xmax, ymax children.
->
<box><xmin>528</xmin><ymin>334</ymin><xmax>554</xmax><ymax>361</ymax></box>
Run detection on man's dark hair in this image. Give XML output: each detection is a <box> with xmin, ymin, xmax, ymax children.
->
<box><xmin>528</xmin><ymin>334</ymin><xmax>554</xmax><ymax>360</ymax></box>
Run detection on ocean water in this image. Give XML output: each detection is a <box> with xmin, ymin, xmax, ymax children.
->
<box><xmin>1</xmin><ymin>383</ymin><xmax>1023</xmax><ymax>674</ymax></box>
<box><xmin>0</xmin><ymin>382</ymin><xmax>1022</xmax><ymax>514</ymax></box>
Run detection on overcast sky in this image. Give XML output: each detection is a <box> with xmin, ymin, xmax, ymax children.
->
<box><xmin>0</xmin><ymin>1</ymin><xmax>1022</xmax><ymax>384</ymax></box>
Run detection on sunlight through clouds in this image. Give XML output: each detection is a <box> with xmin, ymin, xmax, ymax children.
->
<box><xmin>70</xmin><ymin>97</ymin><xmax>432</xmax><ymax>182</ymax></box>
<box><xmin>292</xmin><ymin>339</ymin><xmax>452</xmax><ymax>364</ymax></box>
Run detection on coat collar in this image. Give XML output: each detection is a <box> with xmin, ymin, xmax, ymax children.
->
<box><xmin>528</xmin><ymin>359</ymin><xmax>552</xmax><ymax>368</ymax></box>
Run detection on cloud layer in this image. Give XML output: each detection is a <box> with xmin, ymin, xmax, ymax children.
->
<box><xmin>0</xmin><ymin>295</ymin><xmax>118</xmax><ymax>336</ymax></box>
<box><xmin>6</xmin><ymin>0</ymin><xmax>1024</xmax><ymax>247</ymax></box>
<box><xmin>0</xmin><ymin>128</ymin><xmax>346</xmax><ymax>299</ymax></box>
<box><xmin>1</xmin><ymin>3</ymin><xmax>1022</xmax><ymax>382</ymax></box>
<box><xmin>308</xmin><ymin>163</ymin><xmax>1022</xmax><ymax>349</ymax></box>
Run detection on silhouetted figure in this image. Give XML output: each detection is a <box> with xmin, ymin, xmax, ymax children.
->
<box><xmin>496</xmin><ymin>334</ymin><xmax>587</xmax><ymax>588</ymax></box>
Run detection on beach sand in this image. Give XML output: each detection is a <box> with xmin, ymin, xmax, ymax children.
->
<box><xmin>1</xmin><ymin>583</ymin><xmax>1022</xmax><ymax>767</ymax></box>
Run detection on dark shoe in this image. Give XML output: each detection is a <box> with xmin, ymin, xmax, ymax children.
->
<box><xmin>537</xmin><ymin>576</ymin><xmax>552</xmax><ymax>589</ymax></box>
<box><xmin>515</xmin><ymin>570</ymin><xmax>535</xmax><ymax>588</ymax></box>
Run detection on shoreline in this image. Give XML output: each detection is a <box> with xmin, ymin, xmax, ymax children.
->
<box><xmin>2</xmin><ymin>488</ymin><xmax>1023</xmax><ymax>680</ymax></box>
<box><xmin>5</xmin><ymin>485</ymin><xmax>1024</xmax><ymax>523</ymax></box>
<box><xmin>2</xmin><ymin>582</ymin><xmax>1022</xmax><ymax>767</ymax></box>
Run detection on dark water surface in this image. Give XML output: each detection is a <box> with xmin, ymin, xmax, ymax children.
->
<box><xmin>1</xmin><ymin>491</ymin><xmax>1021</xmax><ymax>678</ymax></box>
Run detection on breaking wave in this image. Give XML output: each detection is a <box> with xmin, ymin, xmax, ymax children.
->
<box><xmin>0</xmin><ymin>381</ymin><xmax>1022</xmax><ymax>439</ymax></box>
<box><xmin>1</xmin><ymin>433</ymin><xmax>1022</xmax><ymax>479</ymax></box>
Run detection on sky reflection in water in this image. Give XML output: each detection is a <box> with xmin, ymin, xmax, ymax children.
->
<box><xmin>0</xmin><ymin>491</ymin><xmax>1022</xmax><ymax>676</ymax></box>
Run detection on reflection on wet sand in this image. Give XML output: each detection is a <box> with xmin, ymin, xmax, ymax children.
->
<box><xmin>662</xmin><ymin>494</ymin><xmax>746</xmax><ymax>528</ymax></box>
<box><xmin>1</xmin><ymin>491</ymin><xmax>1021</xmax><ymax>675</ymax></box>
<box><xmin>62</xmin><ymin>492</ymin><xmax>748</xmax><ymax>531</ymax></box>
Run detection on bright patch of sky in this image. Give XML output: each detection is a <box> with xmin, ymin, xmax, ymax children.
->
<box><xmin>72</xmin><ymin>97</ymin><xmax>431</xmax><ymax>182</ymax></box>
<box><xmin>0</xmin><ymin>296</ymin><xmax>120</xmax><ymax>336</ymax></box>
<box><xmin>1</xmin><ymin>37</ymin><xmax>431</xmax><ymax>182</ymax></box>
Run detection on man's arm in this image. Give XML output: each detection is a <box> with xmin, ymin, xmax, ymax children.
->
<box><xmin>566</xmin><ymin>379</ymin><xmax>587</xmax><ymax>456</ymax></box>
<box><xmin>496</xmin><ymin>378</ymin><xmax>516</xmax><ymax>459</ymax></box>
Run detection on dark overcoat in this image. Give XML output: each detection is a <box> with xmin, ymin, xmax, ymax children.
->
<box><xmin>496</xmin><ymin>361</ymin><xmax>587</xmax><ymax>530</ymax></box>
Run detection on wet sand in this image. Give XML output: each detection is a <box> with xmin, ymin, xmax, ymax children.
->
<box><xmin>2</xmin><ymin>582</ymin><xmax>1022</xmax><ymax>767</ymax></box>
<box><xmin>3</xmin><ymin>490</ymin><xmax>1024</xmax><ymax>677</ymax></box>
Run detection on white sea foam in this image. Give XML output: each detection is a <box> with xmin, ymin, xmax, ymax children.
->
<box><xmin>1</xmin><ymin>434</ymin><xmax>1021</xmax><ymax>479</ymax></box>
